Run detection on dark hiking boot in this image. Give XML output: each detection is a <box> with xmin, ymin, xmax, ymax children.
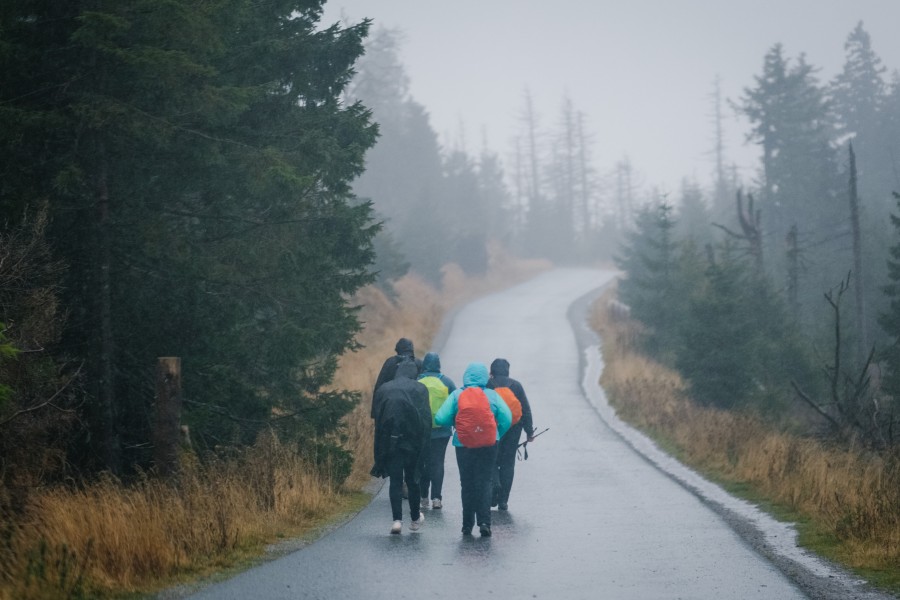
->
<box><xmin>498</xmin><ymin>502</ymin><xmax>508</xmax><ymax>511</ymax></box>
<box><xmin>479</xmin><ymin>524</ymin><xmax>492</xmax><ymax>537</ymax></box>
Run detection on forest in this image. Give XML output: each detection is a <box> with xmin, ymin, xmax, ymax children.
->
<box><xmin>616</xmin><ymin>26</ymin><xmax>900</xmax><ymax>447</ymax></box>
<box><xmin>2</xmin><ymin>0</ymin><xmax>900</xmax><ymax>595</ymax></box>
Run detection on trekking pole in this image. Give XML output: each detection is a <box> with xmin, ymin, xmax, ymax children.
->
<box><xmin>516</xmin><ymin>427</ymin><xmax>549</xmax><ymax>461</ymax></box>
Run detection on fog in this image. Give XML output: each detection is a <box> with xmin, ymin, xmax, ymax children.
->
<box><xmin>322</xmin><ymin>0</ymin><xmax>900</xmax><ymax>193</ymax></box>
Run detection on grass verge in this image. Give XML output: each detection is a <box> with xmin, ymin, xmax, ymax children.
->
<box><xmin>0</xmin><ymin>249</ymin><xmax>549</xmax><ymax>600</ymax></box>
<box><xmin>591</xmin><ymin>289</ymin><xmax>900</xmax><ymax>594</ymax></box>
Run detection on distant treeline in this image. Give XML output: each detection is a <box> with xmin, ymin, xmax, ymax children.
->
<box><xmin>354</xmin><ymin>21</ymin><xmax>900</xmax><ymax>448</ymax></box>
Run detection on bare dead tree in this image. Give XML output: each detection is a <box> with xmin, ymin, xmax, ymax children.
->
<box><xmin>713</xmin><ymin>190</ymin><xmax>764</xmax><ymax>272</ymax></box>
<box><xmin>848</xmin><ymin>144</ymin><xmax>869</xmax><ymax>364</ymax></box>
<box><xmin>791</xmin><ymin>272</ymin><xmax>884</xmax><ymax>446</ymax></box>
<box><xmin>786</xmin><ymin>224</ymin><xmax>800</xmax><ymax>321</ymax></box>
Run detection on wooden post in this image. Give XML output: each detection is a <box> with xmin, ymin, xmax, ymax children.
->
<box><xmin>154</xmin><ymin>357</ymin><xmax>182</xmax><ymax>477</ymax></box>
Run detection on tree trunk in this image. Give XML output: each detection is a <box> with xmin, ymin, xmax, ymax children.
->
<box><xmin>848</xmin><ymin>144</ymin><xmax>869</xmax><ymax>363</ymax></box>
<box><xmin>154</xmin><ymin>357</ymin><xmax>183</xmax><ymax>477</ymax></box>
<box><xmin>96</xmin><ymin>142</ymin><xmax>120</xmax><ymax>474</ymax></box>
<box><xmin>786</xmin><ymin>224</ymin><xmax>800</xmax><ymax>321</ymax></box>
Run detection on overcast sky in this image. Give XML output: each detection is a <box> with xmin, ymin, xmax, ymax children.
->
<box><xmin>321</xmin><ymin>1</ymin><xmax>900</xmax><ymax>196</ymax></box>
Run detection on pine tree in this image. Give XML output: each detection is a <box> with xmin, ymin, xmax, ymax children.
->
<box><xmin>831</xmin><ymin>22</ymin><xmax>886</xmax><ymax>142</ymax></box>
<box><xmin>675</xmin><ymin>179</ymin><xmax>712</xmax><ymax>244</ymax></box>
<box><xmin>615</xmin><ymin>203</ymin><xmax>686</xmax><ymax>361</ymax></box>
<box><xmin>0</xmin><ymin>0</ymin><xmax>380</xmax><ymax>473</ymax></box>
<box><xmin>347</xmin><ymin>27</ymin><xmax>449</xmax><ymax>283</ymax></box>
<box><xmin>736</xmin><ymin>45</ymin><xmax>839</xmax><ymax>234</ymax></box>
<box><xmin>735</xmin><ymin>44</ymin><xmax>843</xmax><ymax>329</ymax></box>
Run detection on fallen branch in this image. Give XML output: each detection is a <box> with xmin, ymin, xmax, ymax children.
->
<box><xmin>0</xmin><ymin>362</ymin><xmax>82</xmax><ymax>427</ymax></box>
<box><xmin>790</xmin><ymin>379</ymin><xmax>841</xmax><ymax>431</ymax></box>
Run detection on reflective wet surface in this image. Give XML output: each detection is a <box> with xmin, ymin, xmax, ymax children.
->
<box><xmin>186</xmin><ymin>268</ymin><xmax>815</xmax><ymax>600</ymax></box>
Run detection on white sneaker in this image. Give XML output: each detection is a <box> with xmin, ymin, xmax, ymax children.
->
<box><xmin>390</xmin><ymin>520</ymin><xmax>402</xmax><ymax>534</ymax></box>
<box><xmin>431</xmin><ymin>498</ymin><xmax>442</xmax><ymax>509</ymax></box>
<box><xmin>420</xmin><ymin>497</ymin><xmax>430</xmax><ymax>510</ymax></box>
<box><xmin>410</xmin><ymin>513</ymin><xmax>425</xmax><ymax>532</ymax></box>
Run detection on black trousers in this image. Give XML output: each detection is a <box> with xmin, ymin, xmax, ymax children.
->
<box><xmin>420</xmin><ymin>436</ymin><xmax>451</xmax><ymax>500</ymax></box>
<box><xmin>387</xmin><ymin>450</ymin><xmax>421</xmax><ymax>522</ymax></box>
<box><xmin>455</xmin><ymin>443</ymin><xmax>498</xmax><ymax>529</ymax></box>
<box><xmin>493</xmin><ymin>422</ymin><xmax>523</xmax><ymax>506</ymax></box>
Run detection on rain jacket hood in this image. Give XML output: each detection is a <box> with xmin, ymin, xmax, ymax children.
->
<box><xmin>463</xmin><ymin>362</ymin><xmax>490</xmax><ymax>388</ymax></box>
<box><xmin>489</xmin><ymin>358</ymin><xmax>510</xmax><ymax>378</ymax></box>
<box><xmin>395</xmin><ymin>337</ymin><xmax>415</xmax><ymax>357</ymax></box>
<box><xmin>394</xmin><ymin>360</ymin><xmax>418</xmax><ymax>380</ymax></box>
<box><xmin>487</xmin><ymin>358</ymin><xmax>534</xmax><ymax>438</ymax></box>
<box><xmin>422</xmin><ymin>352</ymin><xmax>441</xmax><ymax>373</ymax></box>
<box><xmin>434</xmin><ymin>361</ymin><xmax>512</xmax><ymax>447</ymax></box>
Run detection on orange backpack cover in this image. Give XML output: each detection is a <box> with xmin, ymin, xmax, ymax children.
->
<box><xmin>455</xmin><ymin>387</ymin><xmax>497</xmax><ymax>448</ymax></box>
<box><xmin>494</xmin><ymin>387</ymin><xmax>522</xmax><ymax>425</ymax></box>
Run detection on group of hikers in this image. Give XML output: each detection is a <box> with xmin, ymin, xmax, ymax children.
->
<box><xmin>370</xmin><ymin>338</ymin><xmax>536</xmax><ymax>537</ymax></box>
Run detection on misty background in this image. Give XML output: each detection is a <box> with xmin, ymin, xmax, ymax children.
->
<box><xmin>324</xmin><ymin>0</ymin><xmax>900</xmax><ymax>191</ymax></box>
<box><xmin>319</xmin><ymin>0</ymin><xmax>900</xmax><ymax>442</ymax></box>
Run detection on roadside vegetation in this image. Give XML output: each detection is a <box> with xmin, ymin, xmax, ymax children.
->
<box><xmin>597</xmin><ymin>23</ymin><xmax>900</xmax><ymax>590</ymax></box>
<box><xmin>593</xmin><ymin>288</ymin><xmax>900</xmax><ymax>592</ymax></box>
<box><xmin>4</xmin><ymin>1</ymin><xmax>900</xmax><ymax>597</ymax></box>
<box><xmin>0</xmin><ymin>248</ymin><xmax>547</xmax><ymax>600</ymax></box>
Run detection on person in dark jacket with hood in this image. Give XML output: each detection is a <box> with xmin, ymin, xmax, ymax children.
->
<box><xmin>371</xmin><ymin>337</ymin><xmax>422</xmax><ymax>419</ymax></box>
<box><xmin>372</xmin><ymin>361</ymin><xmax>431</xmax><ymax>534</ymax></box>
<box><xmin>487</xmin><ymin>358</ymin><xmax>535</xmax><ymax>511</ymax></box>
<box><xmin>416</xmin><ymin>352</ymin><xmax>456</xmax><ymax>510</ymax></box>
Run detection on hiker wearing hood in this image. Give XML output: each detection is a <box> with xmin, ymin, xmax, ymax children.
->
<box><xmin>371</xmin><ymin>337</ymin><xmax>422</xmax><ymax>419</ymax></box>
<box><xmin>435</xmin><ymin>362</ymin><xmax>512</xmax><ymax>537</ymax></box>
<box><xmin>417</xmin><ymin>352</ymin><xmax>457</xmax><ymax>510</ymax></box>
<box><xmin>488</xmin><ymin>358</ymin><xmax>535</xmax><ymax>511</ymax></box>
<box><xmin>372</xmin><ymin>361</ymin><xmax>432</xmax><ymax>534</ymax></box>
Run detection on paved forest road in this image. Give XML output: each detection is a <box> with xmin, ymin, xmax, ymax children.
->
<box><xmin>183</xmin><ymin>268</ymin><xmax>888</xmax><ymax>600</ymax></box>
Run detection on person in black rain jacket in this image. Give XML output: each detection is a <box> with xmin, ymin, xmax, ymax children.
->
<box><xmin>487</xmin><ymin>358</ymin><xmax>535</xmax><ymax>511</ymax></box>
<box><xmin>371</xmin><ymin>337</ymin><xmax>422</xmax><ymax>419</ymax></box>
<box><xmin>371</xmin><ymin>361</ymin><xmax>432</xmax><ymax>534</ymax></box>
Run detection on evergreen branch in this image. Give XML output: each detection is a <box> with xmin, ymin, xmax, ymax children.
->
<box><xmin>184</xmin><ymin>398</ymin><xmax>314</xmax><ymax>426</ymax></box>
<box><xmin>110</xmin><ymin>99</ymin><xmax>257</xmax><ymax>149</ymax></box>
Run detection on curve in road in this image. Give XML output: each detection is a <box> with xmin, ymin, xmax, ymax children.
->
<box><xmin>182</xmin><ymin>268</ymin><xmax>890</xmax><ymax>600</ymax></box>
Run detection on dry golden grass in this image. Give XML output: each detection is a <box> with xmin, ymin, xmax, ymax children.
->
<box><xmin>592</xmin><ymin>289</ymin><xmax>900</xmax><ymax>576</ymax></box>
<box><xmin>0</xmin><ymin>249</ymin><xmax>549</xmax><ymax>599</ymax></box>
<box><xmin>0</xmin><ymin>434</ymin><xmax>345</xmax><ymax>599</ymax></box>
<box><xmin>336</xmin><ymin>246</ymin><xmax>550</xmax><ymax>489</ymax></box>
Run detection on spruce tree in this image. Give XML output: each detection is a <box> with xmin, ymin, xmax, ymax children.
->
<box><xmin>1</xmin><ymin>1</ymin><xmax>379</xmax><ymax>474</ymax></box>
<box><xmin>735</xmin><ymin>45</ymin><xmax>843</xmax><ymax>329</ymax></box>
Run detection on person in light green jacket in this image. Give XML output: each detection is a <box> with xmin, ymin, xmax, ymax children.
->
<box><xmin>417</xmin><ymin>352</ymin><xmax>456</xmax><ymax>510</ymax></box>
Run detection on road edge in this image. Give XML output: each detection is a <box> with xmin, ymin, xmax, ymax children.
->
<box><xmin>566</xmin><ymin>282</ymin><xmax>897</xmax><ymax>600</ymax></box>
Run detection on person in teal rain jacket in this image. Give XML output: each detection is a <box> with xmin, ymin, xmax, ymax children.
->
<box><xmin>435</xmin><ymin>362</ymin><xmax>512</xmax><ymax>537</ymax></box>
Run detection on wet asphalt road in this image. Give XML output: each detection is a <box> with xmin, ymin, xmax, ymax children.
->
<box><xmin>185</xmin><ymin>268</ymin><xmax>813</xmax><ymax>600</ymax></box>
